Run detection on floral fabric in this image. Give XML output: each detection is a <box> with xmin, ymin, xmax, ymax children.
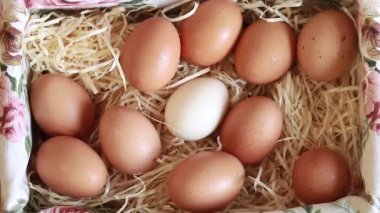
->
<box><xmin>0</xmin><ymin>74</ymin><xmax>27</xmax><ymax>142</ymax></box>
<box><xmin>359</xmin><ymin>0</ymin><xmax>380</xmax><ymax>207</ymax></box>
<box><xmin>39</xmin><ymin>206</ymin><xmax>90</xmax><ymax>213</ymax></box>
<box><xmin>0</xmin><ymin>0</ymin><xmax>31</xmax><ymax>212</ymax></box>
<box><xmin>24</xmin><ymin>0</ymin><xmax>177</xmax><ymax>9</ymax></box>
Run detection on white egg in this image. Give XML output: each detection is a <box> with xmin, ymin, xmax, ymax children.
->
<box><xmin>165</xmin><ymin>77</ymin><xmax>229</xmax><ymax>141</ymax></box>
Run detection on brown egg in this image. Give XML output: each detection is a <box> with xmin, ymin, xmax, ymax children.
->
<box><xmin>180</xmin><ymin>0</ymin><xmax>243</xmax><ymax>66</ymax></box>
<box><xmin>36</xmin><ymin>136</ymin><xmax>107</xmax><ymax>198</ymax></box>
<box><xmin>99</xmin><ymin>106</ymin><xmax>161</xmax><ymax>175</ymax></box>
<box><xmin>297</xmin><ymin>10</ymin><xmax>358</xmax><ymax>81</ymax></box>
<box><xmin>220</xmin><ymin>96</ymin><xmax>283</xmax><ymax>164</ymax></box>
<box><xmin>121</xmin><ymin>17</ymin><xmax>180</xmax><ymax>92</ymax></box>
<box><xmin>168</xmin><ymin>151</ymin><xmax>245</xmax><ymax>212</ymax></box>
<box><xmin>292</xmin><ymin>148</ymin><xmax>351</xmax><ymax>204</ymax></box>
<box><xmin>30</xmin><ymin>74</ymin><xmax>95</xmax><ymax>138</ymax></box>
<box><xmin>235</xmin><ymin>20</ymin><xmax>297</xmax><ymax>84</ymax></box>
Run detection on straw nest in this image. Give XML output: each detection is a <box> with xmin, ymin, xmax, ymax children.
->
<box><xmin>23</xmin><ymin>0</ymin><xmax>366</xmax><ymax>212</ymax></box>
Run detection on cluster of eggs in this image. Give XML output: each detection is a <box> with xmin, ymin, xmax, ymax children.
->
<box><xmin>30</xmin><ymin>0</ymin><xmax>356</xmax><ymax>211</ymax></box>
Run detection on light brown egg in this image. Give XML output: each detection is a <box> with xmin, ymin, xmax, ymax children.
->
<box><xmin>235</xmin><ymin>20</ymin><xmax>297</xmax><ymax>84</ymax></box>
<box><xmin>292</xmin><ymin>148</ymin><xmax>351</xmax><ymax>204</ymax></box>
<box><xmin>168</xmin><ymin>151</ymin><xmax>245</xmax><ymax>212</ymax></box>
<box><xmin>180</xmin><ymin>0</ymin><xmax>243</xmax><ymax>66</ymax></box>
<box><xmin>297</xmin><ymin>10</ymin><xmax>358</xmax><ymax>81</ymax></box>
<box><xmin>121</xmin><ymin>17</ymin><xmax>180</xmax><ymax>92</ymax></box>
<box><xmin>99</xmin><ymin>106</ymin><xmax>161</xmax><ymax>175</ymax></box>
<box><xmin>36</xmin><ymin>136</ymin><xmax>107</xmax><ymax>198</ymax></box>
<box><xmin>30</xmin><ymin>74</ymin><xmax>95</xmax><ymax>138</ymax></box>
<box><xmin>220</xmin><ymin>96</ymin><xmax>283</xmax><ymax>164</ymax></box>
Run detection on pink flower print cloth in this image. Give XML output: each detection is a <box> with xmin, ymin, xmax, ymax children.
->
<box><xmin>365</xmin><ymin>71</ymin><xmax>380</xmax><ymax>134</ymax></box>
<box><xmin>0</xmin><ymin>75</ymin><xmax>27</xmax><ymax>142</ymax></box>
<box><xmin>40</xmin><ymin>206</ymin><xmax>91</xmax><ymax>213</ymax></box>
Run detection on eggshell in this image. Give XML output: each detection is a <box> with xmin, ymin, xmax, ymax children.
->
<box><xmin>164</xmin><ymin>77</ymin><xmax>229</xmax><ymax>141</ymax></box>
<box><xmin>292</xmin><ymin>148</ymin><xmax>351</xmax><ymax>204</ymax></box>
<box><xmin>220</xmin><ymin>96</ymin><xmax>283</xmax><ymax>164</ymax></box>
<box><xmin>36</xmin><ymin>136</ymin><xmax>107</xmax><ymax>198</ymax></box>
<box><xmin>99</xmin><ymin>106</ymin><xmax>161</xmax><ymax>175</ymax></box>
<box><xmin>297</xmin><ymin>10</ymin><xmax>358</xmax><ymax>81</ymax></box>
<box><xmin>235</xmin><ymin>20</ymin><xmax>297</xmax><ymax>84</ymax></box>
<box><xmin>168</xmin><ymin>151</ymin><xmax>245</xmax><ymax>212</ymax></box>
<box><xmin>180</xmin><ymin>0</ymin><xmax>243</xmax><ymax>66</ymax></box>
<box><xmin>121</xmin><ymin>17</ymin><xmax>180</xmax><ymax>92</ymax></box>
<box><xmin>30</xmin><ymin>74</ymin><xmax>95</xmax><ymax>138</ymax></box>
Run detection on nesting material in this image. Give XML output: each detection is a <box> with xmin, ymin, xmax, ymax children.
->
<box><xmin>23</xmin><ymin>7</ymin><xmax>128</xmax><ymax>94</ymax></box>
<box><xmin>24</xmin><ymin>0</ymin><xmax>365</xmax><ymax>212</ymax></box>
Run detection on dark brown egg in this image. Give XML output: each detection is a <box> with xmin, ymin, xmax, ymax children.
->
<box><xmin>292</xmin><ymin>148</ymin><xmax>351</xmax><ymax>204</ymax></box>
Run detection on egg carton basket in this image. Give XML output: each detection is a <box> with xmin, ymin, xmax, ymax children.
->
<box><xmin>1</xmin><ymin>0</ymin><xmax>380</xmax><ymax>212</ymax></box>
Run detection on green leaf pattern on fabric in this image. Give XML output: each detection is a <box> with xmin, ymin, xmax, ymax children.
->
<box><xmin>128</xmin><ymin>0</ymin><xmax>146</xmax><ymax>4</ymax></box>
<box><xmin>303</xmin><ymin>205</ymin><xmax>313</xmax><ymax>213</ymax></box>
<box><xmin>5</xmin><ymin>72</ymin><xmax>17</xmax><ymax>91</ymax></box>
<box><xmin>17</xmin><ymin>73</ymin><xmax>24</xmax><ymax>98</ymax></box>
<box><xmin>25</xmin><ymin>135</ymin><xmax>31</xmax><ymax>156</ymax></box>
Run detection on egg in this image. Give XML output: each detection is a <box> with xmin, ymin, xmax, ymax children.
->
<box><xmin>30</xmin><ymin>74</ymin><xmax>95</xmax><ymax>138</ymax></box>
<box><xmin>121</xmin><ymin>17</ymin><xmax>180</xmax><ymax>92</ymax></box>
<box><xmin>220</xmin><ymin>96</ymin><xmax>283</xmax><ymax>164</ymax></box>
<box><xmin>235</xmin><ymin>20</ymin><xmax>297</xmax><ymax>84</ymax></box>
<box><xmin>180</xmin><ymin>0</ymin><xmax>243</xmax><ymax>66</ymax></box>
<box><xmin>168</xmin><ymin>151</ymin><xmax>245</xmax><ymax>212</ymax></box>
<box><xmin>292</xmin><ymin>148</ymin><xmax>351</xmax><ymax>204</ymax></box>
<box><xmin>99</xmin><ymin>106</ymin><xmax>161</xmax><ymax>175</ymax></box>
<box><xmin>36</xmin><ymin>136</ymin><xmax>107</xmax><ymax>198</ymax></box>
<box><xmin>164</xmin><ymin>77</ymin><xmax>229</xmax><ymax>141</ymax></box>
<box><xmin>297</xmin><ymin>10</ymin><xmax>358</xmax><ymax>81</ymax></box>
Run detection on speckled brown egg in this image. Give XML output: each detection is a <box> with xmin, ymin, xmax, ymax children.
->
<box><xmin>99</xmin><ymin>106</ymin><xmax>161</xmax><ymax>175</ymax></box>
<box><xmin>235</xmin><ymin>20</ymin><xmax>297</xmax><ymax>84</ymax></box>
<box><xmin>36</xmin><ymin>136</ymin><xmax>107</xmax><ymax>198</ymax></box>
<box><xmin>220</xmin><ymin>96</ymin><xmax>283</xmax><ymax>164</ymax></box>
<box><xmin>297</xmin><ymin>10</ymin><xmax>358</xmax><ymax>81</ymax></box>
<box><xmin>30</xmin><ymin>74</ymin><xmax>95</xmax><ymax>138</ymax></box>
<box><xmin>180</xmin><ymin>0</ymin><xmax>243</xmax><ymax>66</ymax></box>
<box><xmin>121</xmin><ymin>17</ymin><xmax>180</xmax><ymax>92</ymax></box>
<box><xmin>168</xmin><ymin>151</ymin><xmax>245</xmax><ymax>212</ymax></box>
<box><xmin>292</xmin><ymin>148</ymin><xmax>351</xmax><ymax>204</ymax></box>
